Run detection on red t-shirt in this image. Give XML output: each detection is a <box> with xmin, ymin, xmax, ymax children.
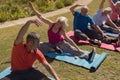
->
<box><xmin>11</xmin><ymin>42</ymin><xmax>46</xmax><ymax>71</ymax></box>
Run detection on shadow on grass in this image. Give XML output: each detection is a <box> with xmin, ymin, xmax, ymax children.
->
<box><xmin>45</xmin><ymin>56</ymin><xmax>55</xmax><ymax>63</ymax></box>
<box><xmin>0</xmin><ymin>61</ymin><xmax>11</xmax><ymax>65</ymax></box>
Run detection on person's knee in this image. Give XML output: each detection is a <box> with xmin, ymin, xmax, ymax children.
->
<box><xmin>74</xmin><ymin>30</ymin><xmax>88</xmax><ymax>40</ymax></box>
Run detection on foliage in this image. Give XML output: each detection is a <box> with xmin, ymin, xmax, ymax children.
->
<box><xmin>1</xmin><ymin>0</ymin><xmax>120</xmax><ymax>80</ymax></box>
<box><xmin>55</xmin><ymin>0</ymin><xmax>64</xmax><ymax>9</ymax></box>
<box><xmin>0</xmin><ymin>0</ymin><xmax>76</xmax><ymax>22</ymax></box>
<box><xmin>62</xmin><ymin>0</ymin><xmax>75</xmax><ymax>6</ymax></box>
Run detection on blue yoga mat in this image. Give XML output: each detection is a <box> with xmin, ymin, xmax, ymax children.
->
<box><xmin>0</xmin><ymin>67</ymin><xmax>55</xmax><ymax>80</ymax></box>
<box><xmin>44</xmin><ymin>50</ymin><xmax>107</xmax><ymax>71</ymax></box>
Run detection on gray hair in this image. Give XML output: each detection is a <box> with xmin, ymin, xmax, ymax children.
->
<box><xmin>26</xmin><ymin>32</ymin><xmax>40</xmax><ymax>43</ymax></box>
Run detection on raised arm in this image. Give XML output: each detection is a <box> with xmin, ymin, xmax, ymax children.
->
<box><xmin>70</xmin><ymin>4</ymin><xmax>84</xmax><ymax>15</ymax></box>
<box><xmin>42</xmin><ymin>61</ymin><xmax>60</xmax><ymax>80</ymax></box>
<box><xmin>14</xmin><ymin>19</ymin><xmax>42</xmax><ymax>45</ymax></box>
<box><xmin>29</xmin><ymin>1</ymin><xmax>53</xmax><ymax>26</ymax></box>
<box><xmin>99</xmin><ymin>0</ymin><xmax>106</xmax><ymax>9</ymax></box>
<box><xmin>108</xmin><ymin>0</ymin><xmax>115</xmax><ymax>7</ymax></box>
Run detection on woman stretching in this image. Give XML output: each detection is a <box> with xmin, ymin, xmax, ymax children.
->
<box><xmin>29</xmin><ymin>1</ymin><xmax>96</xmax><ymax>61</ymax></box>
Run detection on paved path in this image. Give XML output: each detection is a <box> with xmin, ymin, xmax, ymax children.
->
<box><xmin>0</xmin><ymin>0</ymin><xmax>93</xmax><ymax>28</ymax></box>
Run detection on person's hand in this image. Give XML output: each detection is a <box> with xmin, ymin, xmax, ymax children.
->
<box><xmin>76</xmin><ymin>4</ymin><xmax>85</xmax><ymax>6</ymax></box>
<box><xmin>28</xmin><ymin>19</ymin><xmax>43</xmax><ymax>27</ymax></box>
<box><xmin>101</xmin><ymin>33</ymin><xmax>108</xmax><ymax>38</ymax></box>
<box><xmin>28</xmin><ymin>1</ymin><xmax>33</xmax><ymax>8</ymax></box>
<box><xmin>102</xmin><ymin>0</ymin><xmax>106</xmax><ymax>2</ymax></box>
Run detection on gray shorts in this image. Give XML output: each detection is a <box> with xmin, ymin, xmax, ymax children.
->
<box><xmin>39</xmin><ymin>40</ymin><xmax>83</xmax><ymax>57</ymax></box>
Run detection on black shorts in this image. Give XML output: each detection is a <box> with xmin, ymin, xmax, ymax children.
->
<box><xmin>1</xmin><ymin>68</ymin><xmax>50</xmax><ymax>80</ymax></box>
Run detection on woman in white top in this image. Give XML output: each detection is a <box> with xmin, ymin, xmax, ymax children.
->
<box><xmin>93</xmin><ymin>0</ymin><xmax>120</xmax><ymax>33</ymax></box>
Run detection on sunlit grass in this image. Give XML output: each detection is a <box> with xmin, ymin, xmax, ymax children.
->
<box><xmin>0</xmin><ymin>0</ymin><xmax>120</xmax><ymax>80</ymax></box>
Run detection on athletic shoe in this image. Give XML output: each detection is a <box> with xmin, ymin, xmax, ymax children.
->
<box><xmin>88</xmin><ymin>48</ymin><xmax>96</xmax><ymax>62</ymax></box>
<box><xmin>55</xmin><ymin>46</ymin><xmax>63</xmax><ymax>54</ymax></box>
<box><xmin>89</xmin><ymin>39</ymin><xmax>101</xmax><ymax>46</ymax></box>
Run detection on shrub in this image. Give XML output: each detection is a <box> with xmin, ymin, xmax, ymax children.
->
<box><xmin>39</xmin><ymin>6</ymin><xmax>47</xmax><ymax>12</ymax></box>
<box><xmin>0</xmin><ymin>0</ymin><xmax>76</xmax><ymax>22</ymax></box>
<box><xmin>55</xmin><ymin>0</ymin><xmax>64</xmax><ymax>9</ymax></box>
<box><xmin>0</xmin><ymin>12</ymin><xmax>8</xmax><ymax>22</ymax></box>
<box><xmin>46</xmin><ymin>1</ymin><xmax>56</xmax><ymax>12</ymax></box>
<box><xmin>62</xmin><ymin>0</ymin><xmax>75</xmax><ymax>6</ymax></box>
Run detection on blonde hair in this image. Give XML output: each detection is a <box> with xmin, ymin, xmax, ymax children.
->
<box><xmin>57</xmin><ymin>16</ymin><xmax>68</xmax><ymax>28</ymax></box>
<box><xmin>103</xmin><ymin>7</ymin><xmax>112</xmax><ymax>14</ymax></box>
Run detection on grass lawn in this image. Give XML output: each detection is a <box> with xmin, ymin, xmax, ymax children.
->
<box><xmin>0</xmin><ymin>0</ymin><xmax>120</xmax><ymax>80</ymax></box>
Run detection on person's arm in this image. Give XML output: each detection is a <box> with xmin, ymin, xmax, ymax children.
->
<box><xmin>109</xmin><ymin>0</ymin><xmax>115</xmax><ymax>7</ymax></box>
<box><xmin>29</xmin><ymin>1</ymin><xmax>53</xmax><ymax>26</ymax></box>
<box><xmin>42</xmin><ymin>61</ymin><xmax>60</xmax><ymax>80</ymax></box>
<box><xmin>99</xmin><ymin>0</ymin><xmax>106</xmax><ymax>9</ymax></box>
<box><xmin>61</xmin><ymin>29</ymin><xmax>84</xmax><ymax>54</ymax></box>
<box><xmin>89</xmin><ymin>16</ymin><xmax>106</xmax><ymax>37</ymax></box>
<box><xmin>107</xmin><ymin>18</ymin><xmax>120</xmax><ymax>33</ymax></box>
<box><xmin>14</xmin><ymin>19</ymin><xmax>42</xmax><ymax>45</ymax></box>
<box><xmin>70</xmin><ymin>4</ymin><xmax>84</xmax><ymax>15</ymax></box>
<box><xmin>91</xmin><ymin>24</ymin><xmax>107</xmax><ymax>37</ymax></box>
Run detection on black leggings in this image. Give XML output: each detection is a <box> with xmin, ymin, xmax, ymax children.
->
<box><xmin>74</xmin><ymin>29</ymin><xmax>117</xmax><ymax>44</ymax></box>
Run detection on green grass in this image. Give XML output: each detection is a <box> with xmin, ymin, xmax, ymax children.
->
<box><xmin>0</xmin><ymin>0</ymin><xmax>120</xmax><ymax>80</ymax></box>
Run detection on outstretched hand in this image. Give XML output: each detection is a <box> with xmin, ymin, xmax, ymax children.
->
<box><xmin>28</xmin><ymin>1</ymin><xmax>33</xmax><ymax>8</ymax></box>
<box><xmin>76</xmin><ymin>4</ymin><xmax>85</xmax><ymax>6</ymax></box>
<box><xmin>29</xmin><ymin>19</ymin><xmax>43</xmax><ymax>27</ymax></box>
<box><xmin>101</xmin><ymin>33</ymin><xmax>108</xmax><ymax>38</ymax></box>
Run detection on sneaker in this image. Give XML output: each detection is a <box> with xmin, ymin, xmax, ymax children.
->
<box><xmin>88</xmin><ymin>48</ymin><xmax>96</xmax><ymax>62</ymax></box>
<box><xmin>89</xmin><ymin>39</ymin><xmax>101</xmax><ymax>46</ymax></box>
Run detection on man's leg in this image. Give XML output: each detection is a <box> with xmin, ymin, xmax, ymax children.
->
<box><xmin>82</xmin><ymin>29</ymin><xmax>118</xmax><ymax>44</ymax></box>
<box><xmin>25</xmin><ymin>68</ymin><xmax>49</xmax><ymax>80</ymax></box>
<box><xmin>101</xmin><ymin>36</ymin><xmax>118</xmax><ymax>44</ymax></box>
<box><xmin>83</xmin><ymin>29</ymin><xmax>103</xmax><ymax>40</ymax></box>
<box><xmin>74</xmin><ymin>29</ymin><xmax>89</xmax><ymax>40</ymax></box>
<box><xmin>0</xmin><ymin>72</ymin><xmax>21</xmax><ymax>80</ymax></box>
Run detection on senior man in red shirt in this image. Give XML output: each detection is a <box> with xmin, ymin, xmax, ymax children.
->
<box><xmin>1</xmin><ymin>19</ymin><xmax>60</xmax><ymax>80</ymax></box>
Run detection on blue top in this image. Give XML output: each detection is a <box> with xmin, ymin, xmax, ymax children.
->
<box><xmin>73</xmin><ymin>10</ymin><xmax>95</xmax><ymax>31</ymax></box>
<box><xmin>112</xmin><ymin>0</ymin><xmax>118</xmax><ymax>3</ymax></box>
